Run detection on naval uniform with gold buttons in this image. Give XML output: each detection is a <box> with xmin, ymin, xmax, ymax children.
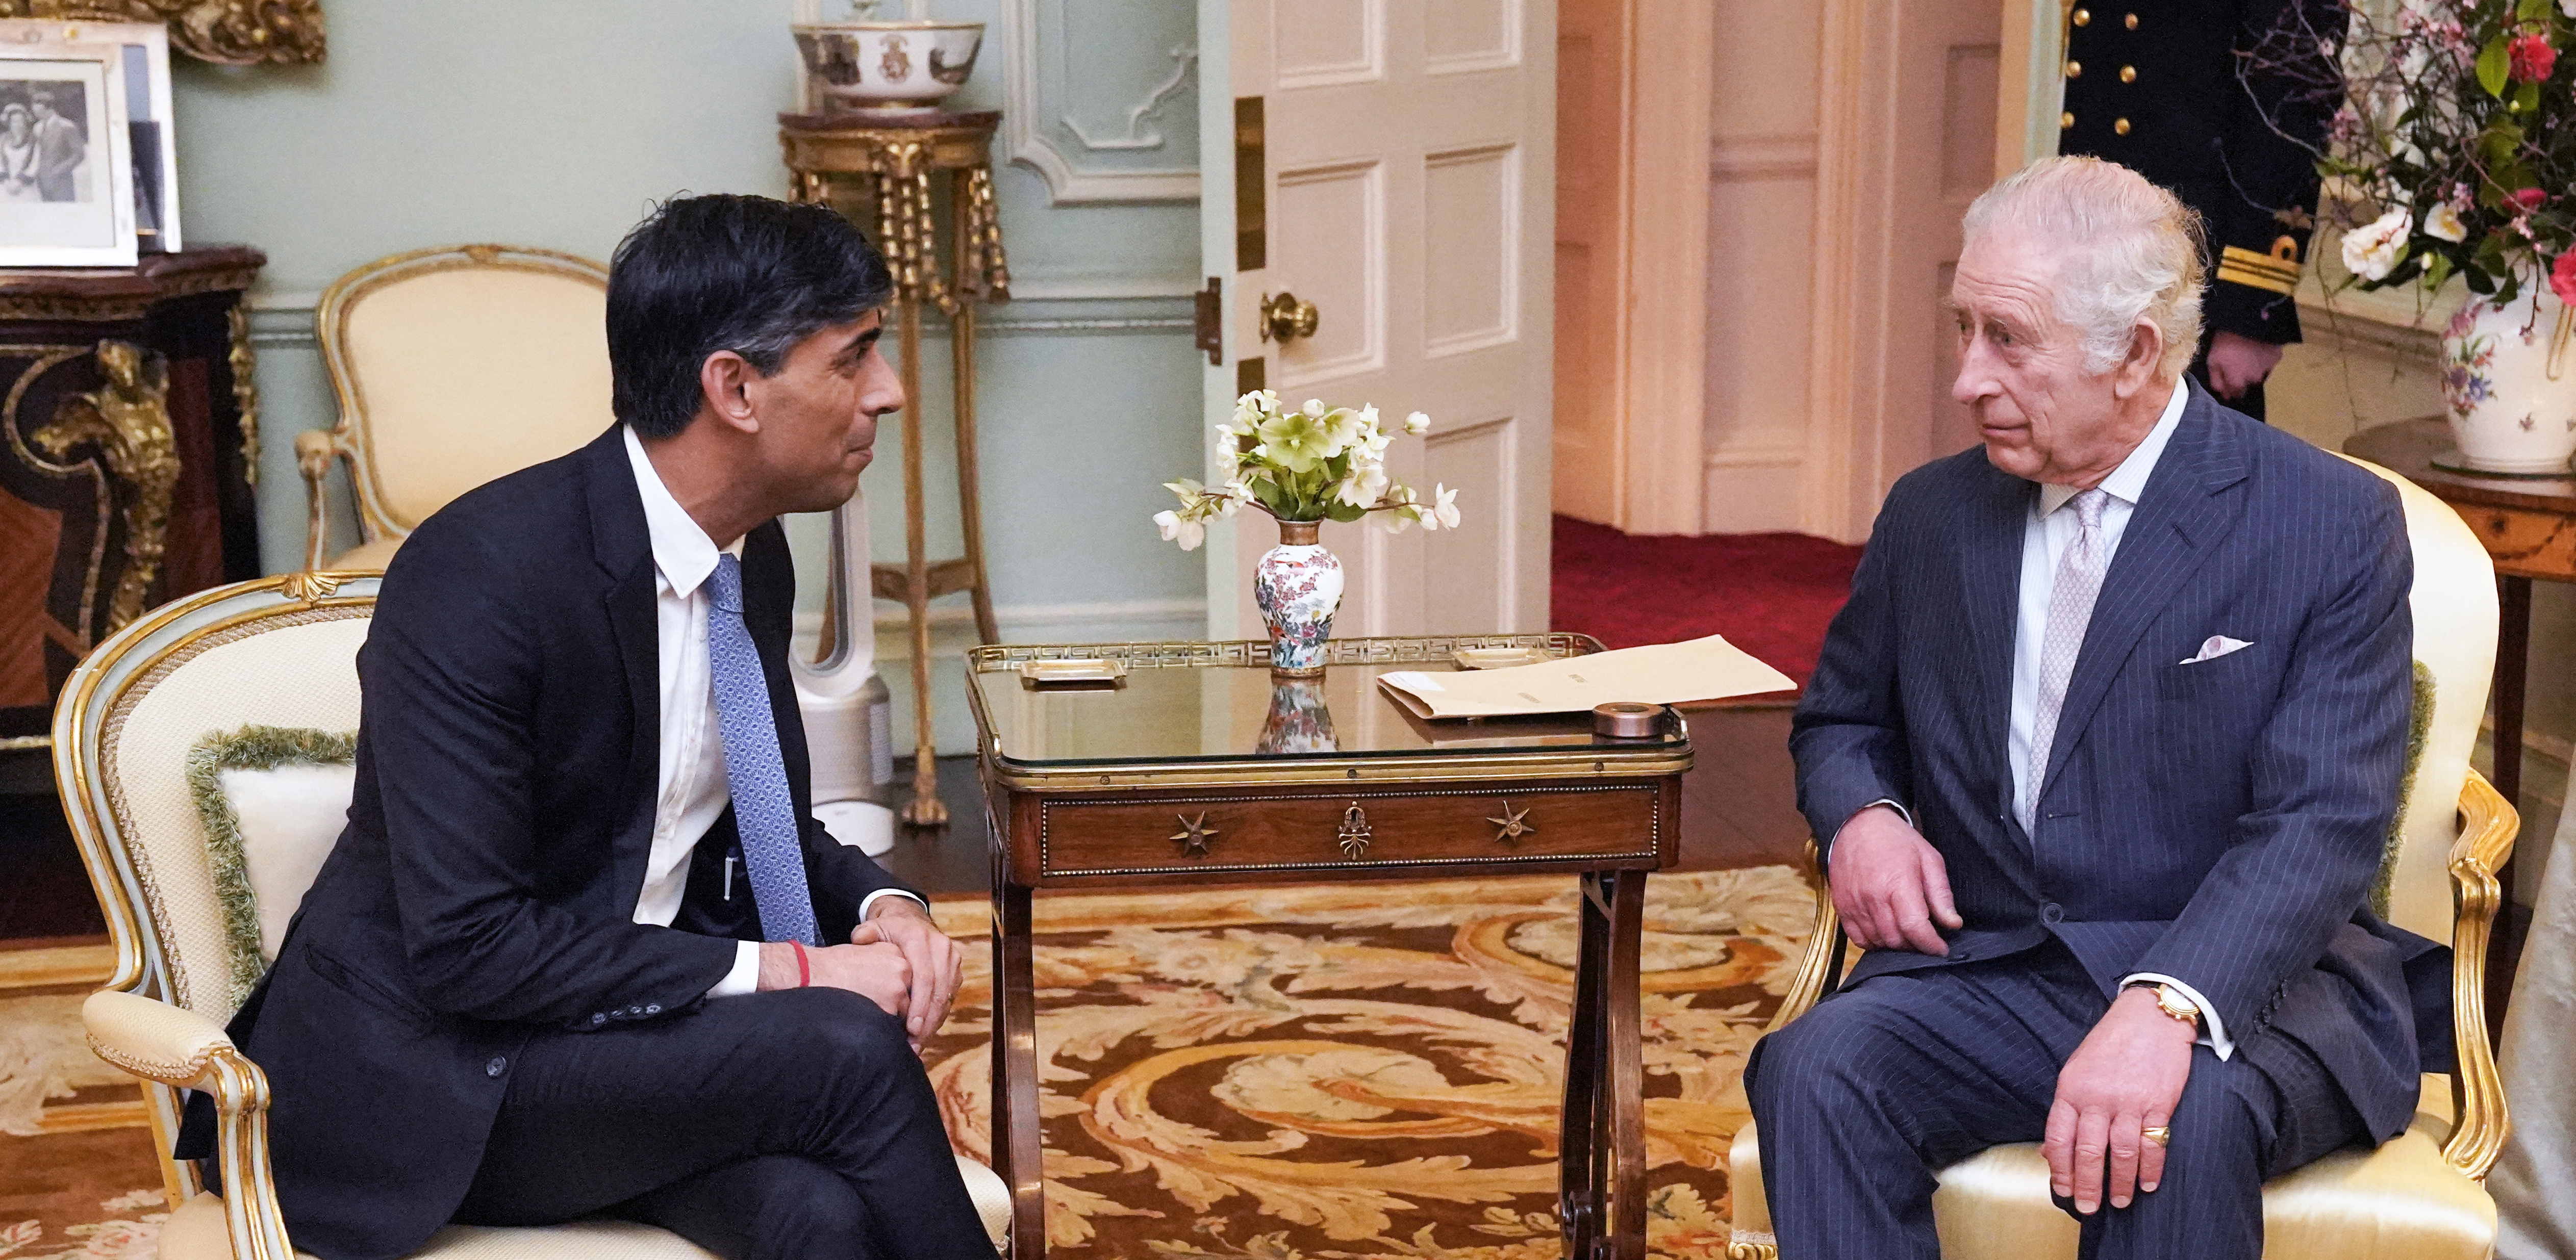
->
<box><xmin>2057</xmin><ymin>0</ymin><xmax>2342</xmax><ymax>420</ymax></box>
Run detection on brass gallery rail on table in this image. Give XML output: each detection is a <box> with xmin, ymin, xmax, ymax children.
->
<box><xmin>966</xmin><ymin>635</ymin><xmax>1692</xmax><ymax>1260</ymax></box>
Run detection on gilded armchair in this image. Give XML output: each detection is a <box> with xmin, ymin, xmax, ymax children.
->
<box><xmin>55</xmin><ymin>574</ymin><xmax>1008</xmax><ymax>1258</ymax></box>
<box><xmin>1727</xmin><ymin>457</ymin><xmax>2517</xmax><ymax>1259</ymax></box>
<box><xmin>298</xmin><ymin>244</ymin><xmax>613</xmax><ymax>571</ymax></box>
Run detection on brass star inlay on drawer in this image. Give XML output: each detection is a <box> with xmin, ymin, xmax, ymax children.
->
<box><xmin>1488</xmin><ymin>802</ymin><xmax>1536</xmax><ymax>844</ymax></box>
<box><xmin>1170</xmin><ymin>813</ymin><xmax>1218</xmax><ymax>856</ymax></box>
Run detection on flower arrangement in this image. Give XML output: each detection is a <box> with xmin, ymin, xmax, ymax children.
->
<box><xmin>2299</xmin><ymin>0</ymin><xmax>2576</xmax><ymax>305</ymax></box>
<box><xmin>1153</xmin><ymin>391</ymin><xmax>1461</xmax><ymax>550</ymax></box>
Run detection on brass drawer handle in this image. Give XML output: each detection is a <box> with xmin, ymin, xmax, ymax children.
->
<box><xmin>1489</xmin><ymin>801</ymin><xmax>1536</xmax><ymax>844</ymax></box>
<box><xmin>1337</xmin><ymin>803</ymin><xmax>1372</xmax><ymax>858</ymax></box>
<box><xmin>1171</xmin><ymin>813</ymin><xmax>1218</xmax><ymax>857</ymax></box>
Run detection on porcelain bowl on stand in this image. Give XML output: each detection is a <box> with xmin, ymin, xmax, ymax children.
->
<box><xmin>794</xmin><ymin>20</ymin><xmax>983</xmax><ymax>115</ymax></box>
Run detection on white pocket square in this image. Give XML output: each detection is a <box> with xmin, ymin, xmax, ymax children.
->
<box><xmin>2182</xmin><ymin>635</ymin><xmax>2254</xmax><ymax>664</ymax></box>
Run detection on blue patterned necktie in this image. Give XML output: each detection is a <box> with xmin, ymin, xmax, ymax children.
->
<box><xmin>707</xmin><ymin>553</ymin><xmax>820</xmax><ymax>946</ymax></box>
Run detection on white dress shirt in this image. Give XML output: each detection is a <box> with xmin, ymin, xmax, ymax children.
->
<box><xmin>622</xmin><ymin>428</ymin><xmax>920</xmax><ymax>998</ymax></box>
<box><xmin>1998</xmin><ymin>381</ymin><xmax>2230</xmax><ymax>1057</ymax></box>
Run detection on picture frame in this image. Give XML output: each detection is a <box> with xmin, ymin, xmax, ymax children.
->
<box><xmin>2</xmin><ymin>19</ymin><xmax>175</xmax><ymax>255</ymax></box>
<box><xmin>0</xmin><ymin>31</ymin><xmax>135</xmax><ymax>267</ymax></box>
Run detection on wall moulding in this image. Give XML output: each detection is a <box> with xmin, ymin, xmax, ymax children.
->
<box><xmin>1709</xmin><ymin>134</ymin><xmax>1819</xmax><ymax>182</ymax></box>
<box><xmin>1001</xmin><ymin>0</ymin><xmax>1201</xmax><ymax>204</ymax></box>
<box><xmin>2</xmin><ymin>0</ymin><xmax>322</xmax><ymax>64</ymax></box>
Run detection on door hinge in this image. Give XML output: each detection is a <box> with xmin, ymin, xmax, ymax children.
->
<box><xmin>1194</xmin><ymin>276</ymin><xmax>1223</xmax><ymax>366</ymax></box>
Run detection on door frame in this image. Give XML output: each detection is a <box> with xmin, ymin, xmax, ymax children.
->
<box><xmin>1801</xmin><ymin>0</ymin><xmax>2056</xmax><ymax>542</ymax></box>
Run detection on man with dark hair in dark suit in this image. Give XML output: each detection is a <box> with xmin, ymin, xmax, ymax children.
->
<box><xmin>181</xmin><ymin>194</ymin><xmax>994</xmax><ymax>1260</ymax></box>
<box><xmin>2056</xmin><ymin>0</ymin><xmax>2343</xmax><ymax>420</ymax></box>
<box><xmin>1745</xmin><ymin>156</ymin><xmax>2446</xmax><ymax>1258</ymax></box>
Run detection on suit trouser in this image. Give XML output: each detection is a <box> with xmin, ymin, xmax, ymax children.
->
<box><xmin>1744</xmin><ymin>941</ymin><xmax>2367</xmax><ymax>1260</ymax></box>
<box><xmin>450</xmin><ymin>986</ymin><xmax>992</xmax><ymax>1260</ymax></box>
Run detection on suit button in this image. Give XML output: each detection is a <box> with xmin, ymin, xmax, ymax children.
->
<box><xmin>2040</xmin><ymin>902</ymin><xmax>2065</xmax><ymax>924</ymax></box>
<box><xmin>485</xmin><ymin>1057</ymin><xmax>508</xmax><ymax>1077</ymax></box>
<box><xmin>2113</xmin><ymin>118</ymin><xmax>2131</xmax><ymax>136</ymax></box>
<box><xmin>644</xmin><ymin>1004</ymin><xmax>661</xmax><ymax>1015</ymax></box>
<box><xmin>2072</xmin><ymin>6</ymin><xmax>2089</xmax><ymax>23</ymax></box>
<box><xmin>2060</xmin><ymin>111</ymin><xmax>2075</xmax><ymax>130</ymax></box>
<box><xmin>2124</xmin><ymin>11</ymin><xmax>2138</xmax><ymax>27</ymax></box>
<box><xmin>2065</xmin><ymin>59</ymin><xmax>2081</xmax><ymax>78</ymax></box>
<box><xmin>2119</xmin><ymin>65</ymin><xmax>2136</xmax><ymax>83</ymax></box>
<box><xmin>590</xmin><ymin>1013</ymin><xmax>607</xmax><ymax>1025</ymax></box>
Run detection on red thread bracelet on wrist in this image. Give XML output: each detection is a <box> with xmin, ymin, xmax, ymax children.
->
<box><xmin>792</xmin><ymin>941</ymin><xmax>812</xmax><ymax>988</ymax></box>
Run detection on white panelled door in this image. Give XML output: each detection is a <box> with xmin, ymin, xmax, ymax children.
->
<box><xmin>1196</xmin><ymin>0</ymin><xmax>1556</xmax><ymax>641</ymax></box>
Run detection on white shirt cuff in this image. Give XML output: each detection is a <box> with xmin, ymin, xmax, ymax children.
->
<box><xmin>2122</xmin><ymin>972</ymin><xmax>2233</xmax><ymax>1060</ymax></box>
<box><xmin>1839</xmin><ymin>798</ymin><xmax>1913</xmax><ymax>837</ymax></box>
<box><xmin>708</xmin><ymin>940</ymin><xmax>762</xmax><ymax>999</ymax></box>
<box><xmin>859</xmin><ymin>889</ymin><xmax>928</xmax><ymax>923</ymax></box>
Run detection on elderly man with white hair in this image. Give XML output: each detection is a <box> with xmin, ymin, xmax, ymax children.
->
<box><xmin>1747</xmin><ymin>155</ymin><xmax>2447</xmax><ymax>1258</ymax></box>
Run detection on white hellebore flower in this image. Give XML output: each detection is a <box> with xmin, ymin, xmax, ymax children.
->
<box><xmin>2340</xmin><ymin>207</ymin><xmax>2411</xmax><ymax>281</ymax></box>
<box><xmin>1426</xmin><ymin>483</ymin><xmax>1461</xmax><ymax>531</ymax></box>
<box><xmin>1405</xmin><ymin>411</ymin><xmax>1430</xmax><ymax>435</ymax></box>
<box><xmin>1154</xmin><ymin>509</ymin><xmax>1206</xmax><ymax>551</ymax></box>
<box><xmin>1337</xmin><ymin>460</ymin><xmax>1391</xmax><ymax>508</ymax></box>
<box><xmin>2424</xmin><ymin>202</ymin><xmax>2467</xmax><ymax>244</ymax></box>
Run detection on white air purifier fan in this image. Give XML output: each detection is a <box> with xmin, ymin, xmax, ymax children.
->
<box><xmin>793</xmin><ymin>493</ymin><xmax>897</xmax><ymax>857</ymax></box>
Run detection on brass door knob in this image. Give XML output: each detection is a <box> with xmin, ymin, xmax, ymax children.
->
<box><xmin>1261</xmin><ymin>291</ymin><xmax>1320</xmax><ymax>343</ymax></box>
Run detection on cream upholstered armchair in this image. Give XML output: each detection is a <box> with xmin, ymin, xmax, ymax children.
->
<box><xmin>1727</xmin><ymin>458</ymin><xmax>2518</xmax><ymax>1259</ymax></box>
<box><xmin>54</xmin><ymin>574</ymin><xmax>1008</xmax><ymax>1259</ymax></box>
<box><xmin>297</xmin><ymin>245</ymin><xmax>615</xmax><ymax>572</ymax></box>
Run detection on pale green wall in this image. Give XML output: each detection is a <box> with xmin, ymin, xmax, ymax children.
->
<box><xmin>174</xmin><ymin>0</ymin><xmax>1206</xmax><ymax>752</ymax></box>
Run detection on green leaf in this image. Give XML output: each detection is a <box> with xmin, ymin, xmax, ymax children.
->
<box><xmin>2465</xmin><ymin>266</ymin><xmax>2497</xmax><ymax>295</ymax></box>
<box><xmin>2479</xmin><ymin>36</ymin><xmax>2512</xmax><ymax>98</ymax></box>
<box><xmin>2519</xmin><ymin>0</ymin><xmax>2552</xmax><ymax>21</ymax></box>
<box><xmin>2424</xmin><ymin>250</ymin><xmax>2455</xmax><ymax>291</ymax></box>
<box><xmin>2516</xmin><ymin>80</ymin><xmax>2542</xmax><ymax>114</ymax></box>
<box><xmin>1324</xmin><ymin>499</ymin><xmax>1366</xmax><ymax>524</ymax></box>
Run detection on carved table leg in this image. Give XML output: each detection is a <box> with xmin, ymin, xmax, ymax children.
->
<box><xmin>1563</xmin><ymin>871</ymin><xmax>1648</xmax><ymax>1260</ymax></box>
<box><xmin>992</xmin><ymin>880</ymin><xmax>1044</xmax><ymax>1258</ymax></box>
<box><xmin>895</xmin><ymin>292</ymin><xmax>947</xmax><ymax>828</ymax></box>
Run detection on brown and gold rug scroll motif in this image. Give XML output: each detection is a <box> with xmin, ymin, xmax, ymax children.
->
<box><xmin>922</xmin><ymin>867</ymin><xmax>1815</xmax><ymax>1260</ymax></box>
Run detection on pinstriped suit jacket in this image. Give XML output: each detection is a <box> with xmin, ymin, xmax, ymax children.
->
<box><xmin>1791</xmin><ymin>382</ymin><xmax>2448</xmax><ymax>1141</ymax></box>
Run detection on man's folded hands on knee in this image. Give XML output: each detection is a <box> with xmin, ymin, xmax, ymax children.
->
<box><xmin>750</xmin><ymin>900</ymin><xmax>963</xmax><ymax>1052</ymax></box>
<box><xmin>1827</xmin><ymin>804</ymin><xmax>1962</xmax><ymax>956</ymax></box>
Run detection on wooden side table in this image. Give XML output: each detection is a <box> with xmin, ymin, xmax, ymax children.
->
<box><xmin>0</xmin><ymin>246</ymin><xmax>264</xmax><ymax>759</ymax></box>
<box><xmin>966</xmin><ymin>635</ymin><xmax>1691</xmax><ymax>1260</ymax></box>
<box><xmin>782</xmin><ymin>110</ymin><xmax>1011</xmax><ymax>829</ymax></box>
<box><xmin>2345</xmin><ymin>417</ymin><xmax>2574</xmax><ymax>1034</ymax></box>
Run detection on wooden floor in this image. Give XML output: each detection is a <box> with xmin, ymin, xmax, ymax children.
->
<box><xmin>879</xmin><ymin>704</ymin><xmax>1812</xmax><ymax>897</ymax></box>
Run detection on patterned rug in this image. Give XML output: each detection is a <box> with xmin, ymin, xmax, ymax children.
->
<box><xmin>920</xmin><ymin>867</ymin><xmax>1815</xmax><ymax>1260</ymax></box>
<box><xmin>0</xmin><ymin>868</ymin><xmax>1817</xmax><ymax>1260</ymax></box>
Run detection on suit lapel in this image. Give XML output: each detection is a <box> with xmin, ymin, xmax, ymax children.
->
<box><xmin>2037</xmin><ymin>387</ymin><xmax>2253</xmax><ymax>800</ymax></box>
<box><xmin>582</xmin><ymin>425</ymin><xmax>663</xmax><ymax>906</ymax></box>
<box><xmin>1956</xmin><ymin>460</ymin><xmax>2041</xmax><ymax>872</ymax></box>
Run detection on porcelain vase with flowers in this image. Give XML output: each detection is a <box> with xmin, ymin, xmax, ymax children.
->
<box><xmin>2311</xmin><ymin>0</ymin><xmax>2576</xmax><ymax>473</ymax></box>
<box><xmin>2438</xmin><ymin>286</ymin><xmax>2576</xmax><ymax>474</ymax></box>
<box><xmin>1154</xmin><ymin>391</ymin><xmax>1461</xmax><ymax>676</ymax></box>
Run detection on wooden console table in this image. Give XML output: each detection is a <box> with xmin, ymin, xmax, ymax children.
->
<box><xmin>2345</xmin><ymin>417</ymin><xmax>2574</xmax><ymax>1035</ymax></box>
<box><xmin>0</xmin><ymin>247</ymin><xmax>263</xmax><ymax>759</ymax></box>
<box><xmin>966</xmin><ymin>636</ymin><xmax>1690</xmax><ymax>1260</ymax></box>
<box><xmin>782</xmin><ymin>109</ymin><xmax>1011</xmax><ymax>829</ymax></box>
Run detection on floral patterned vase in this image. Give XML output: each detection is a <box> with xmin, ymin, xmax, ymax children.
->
<box><xmin>2441</xmin><ymin>286</ymin><xmax>2576</xmax><ymax>475</ymax></box>
<box><xmin>1255</xmin><ymin>676</ymin><xmax>1337</xmax><ymax>754</ymax></box>
<box><xmin>1253</xmin><ymin>519</ymin><xmax>1343</xmax><ymax>677</ymax></box>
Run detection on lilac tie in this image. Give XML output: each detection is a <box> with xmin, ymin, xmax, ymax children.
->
<box><xmin>707</xmin><ymin>554</ymin><xmax>820</xmax><ymax>946</ymax></box>
<box><xmin>2023</xmin><ymin>488</ymin><xmax>2110</xmax><ymax>837</ymax></box>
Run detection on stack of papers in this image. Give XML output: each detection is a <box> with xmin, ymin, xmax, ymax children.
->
<box><xmin>1377</xmin><ymin>634</ymin><xmax>1796</xmax><ymax>719</ymax></box>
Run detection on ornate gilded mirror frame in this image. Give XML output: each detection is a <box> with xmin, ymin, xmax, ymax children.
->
<box><xmin>0</xmin><ymin>0</ymin><xmax>322</xmax><ymax>65</ymax></box>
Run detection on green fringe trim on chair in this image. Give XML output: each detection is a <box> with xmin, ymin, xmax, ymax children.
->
<box><xmin>2371</xmin><ymin>661</ymin><xmax>2436</xmax><ymax>920</ymax></box>
<box><xmin>184</xmin><ymin>724</ymin><xmax>359</xmax><ymax>1005</ymax></box>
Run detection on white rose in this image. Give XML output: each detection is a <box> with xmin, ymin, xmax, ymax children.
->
<box><xmin>2424</xmin><ymin>202</ymin><xmax>2467</xmax><ymax>243</ymax></box>
<box><xmin>2340</xmin><ymin>207</ymin><xmax>2411</xmax><ymax>281</ymax></box>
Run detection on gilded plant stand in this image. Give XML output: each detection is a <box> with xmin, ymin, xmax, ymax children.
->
<box><xmin>781</xmin><ymin>109</ymin><xmax>1011</xmax><ymax>828</ymax></box>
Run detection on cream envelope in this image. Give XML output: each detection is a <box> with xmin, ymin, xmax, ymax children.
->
<box><xmin>1377</xmin><ymin>633</ymin><xmax>1795</xmax><ymax>719</ymax></box>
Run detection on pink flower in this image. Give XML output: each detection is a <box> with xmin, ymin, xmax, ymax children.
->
<box><xmin>2509</xmin><ymin>32</ymin><xmax>2557</xmax><ymax>82</ymax></box>
<box><xmin>2507</xmin><ymin>188</ymin><xmax>2547</xmax><ymax>213</ymax></box>
<box><xmin>2553</xmin><ymin>251</ymin><xmax>2576</xmax><ymax>310</ymax></box>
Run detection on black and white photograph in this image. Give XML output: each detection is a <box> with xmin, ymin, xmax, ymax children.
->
<box><xmin>0</xmin><ymin>46</ymin><xmax>131</xmax><ymax>265</ymax></box>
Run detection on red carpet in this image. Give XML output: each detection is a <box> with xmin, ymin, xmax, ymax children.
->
<box><xmin>1549</xmin><ymin>515</ymin><xmax>1862</xmax><ymax>694</ymax></box>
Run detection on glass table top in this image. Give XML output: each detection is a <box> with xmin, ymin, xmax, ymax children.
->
<box><xmin>964</xmin><ymin>635</ymin><xmax>1691</xmax><ymax>769</ymax></box>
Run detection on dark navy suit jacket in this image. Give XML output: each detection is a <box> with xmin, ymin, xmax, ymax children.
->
<box><xmin>177</xmin><ymin>426</ymin><xmax>919</xmax><ymax>1260</ymax></box>
<box><xmin>1790</xmin><ymin>383</ymin><xmax>2448</xmax><ymax>1142</ymax></box>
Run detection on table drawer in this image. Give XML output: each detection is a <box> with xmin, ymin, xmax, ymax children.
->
<box><xmin>2461</xmin><ymin>505</ymin><xmax>2576</xmax><ymax>581</ymax></box>
<box><xmin>1036</xmin><ymin>784</ymin><xmax>1665</xmax><ymax>879</ymax></box>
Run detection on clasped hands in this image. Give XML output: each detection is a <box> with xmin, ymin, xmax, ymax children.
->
<box><xmin>756</xmin><ymin>898</ymin><xmax>963</xmax><ymax>1053</ymax></box>
<box><xmin>1831</xmin><ymin>804</ymin><xmax>2198</xmax><ymax>1215</ymax></box>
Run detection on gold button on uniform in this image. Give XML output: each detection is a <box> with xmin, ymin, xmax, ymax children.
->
<box><xmin>2120</xmin><ymin>65</ymin><xmax>2136</xmax><ymax>82</ymax></box>
<box><xmin>2113</xmin><ymin>117</ymin><xmax>2131</xmax><ymax>135</ymax></box>
<box><xmin>2061</xmin><ymin>111</ymin><xmax>2075</xmax><ymax>129</ymax></box>
<box><xmin>2124</xmin><ymin>11</ymin><xmax>2138</xmax><ymax>27</ymax></box>
<box><xmin>2065</xmin><ymin>59</ymin><xmax>2082</xmax><ymax>78</ymax></box>
<box><xmin>2073</xmin><ymin>7</ymin><xmax>2090</xmax><ymax>23</ymax></box>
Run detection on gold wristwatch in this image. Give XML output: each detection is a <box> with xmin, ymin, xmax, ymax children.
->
<box><xmin>2136</xmin><ymin>982</ymin><xmax>2202</xmax><ymax>1031</ymax></box>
